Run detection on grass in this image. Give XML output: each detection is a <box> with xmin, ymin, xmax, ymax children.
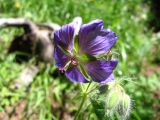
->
<box><xmin>0</xmin><ymin>0</ymin><xmax>160</xmax><ymax>119</ymax></box>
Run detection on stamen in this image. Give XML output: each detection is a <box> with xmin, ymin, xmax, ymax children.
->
<box><xmin>70</xmin><ymin>57</ymin><xmax>78</xmax><ymax>66</ymax></box>
<box><xmin>59</xmin><ymin>68</ymin><xmax>65</xmax><ymax>73</ymax></box>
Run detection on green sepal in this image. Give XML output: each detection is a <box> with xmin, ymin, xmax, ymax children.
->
<box><xmin>57</xmin><ymin>45</ymin><xmax>71</xmax><ymax>56</ymax></box>
<box><xmin>77</xmin><ymin>54</ymin><xmax>96</xmax><ymax>62</ymax></box>
<box><xmin>95</xmin><ymin>51</ymin><xmax>112</xmax><ymax>60</ymax></box>
<box><xmin>73</xmin><ymin>35</ymin><xmax>79</xmax><ymax>53</ymax></box>
<box><xmin>78</xmin><ymin>64</ymin><xmax>90</xmax><ymax>80</ymax></box>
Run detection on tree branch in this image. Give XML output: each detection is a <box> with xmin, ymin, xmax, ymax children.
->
<box><xmin>0</xmin><ymin>18</ymin><xmax>61</xmax><ymax>32</ymax></box>
<box><xmin>0</xmin><ymin>18</ymin><xmax>37</xmax><ymax>33</ymax></box>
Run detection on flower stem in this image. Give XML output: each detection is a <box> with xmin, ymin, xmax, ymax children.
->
<box><xmin>74</xmin><ymin>82</ymin><xmax>92</xmax><ymax>120</ymax></box>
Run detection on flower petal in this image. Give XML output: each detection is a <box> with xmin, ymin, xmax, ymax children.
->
<box><xmin>54</xmin><ymin>23</ymin><xmax>75</xmax><ymax>51</ymax></box>
<box><xmin>72</xmin><ymin>16</ymin><xmax>82</xmax><ymax>35</ymax></box>
<box><xmin>84</xmin><ymin>60</ymin><xmax>118</xmax><ymax>84</ymax></box>
<box><xmin>65</xmin><ymin>67</ymin><xmax>89</xmax><ymax>83</ymax></box>
<box><xmin>100</xmin><ymin>74</ymin><xmax>114</xmax><ymax>84</ymax></box>
<box><xmin>54</xmin><ymin>46</ymin><xmax>69</xmax><ymax>68</ymax></box>
<box><xmin>79</xmin><ymin>20</ymin><xmax>117</xmax><ymax>55</ymax></box>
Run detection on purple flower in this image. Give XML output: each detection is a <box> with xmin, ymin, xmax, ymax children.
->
<box><xmin>54</xmin><ymin>19</ymin><xmax>118</xmax><ymax>84</ymax></box>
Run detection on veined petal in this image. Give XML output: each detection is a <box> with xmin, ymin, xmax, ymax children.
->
<box><xmin>84</xmin><ymin>60</ymin><xmax>118</xmax><ymax>84</ymax></box>
<box><xmin>100</xmin><ymin>74</ymin><xmax>114</xmax><ymax>84</ymax></box>
<box><xmin>79</xmin><ymin>20</ymin><xmax>103</xmax><ymax>48</ymax></box>
<box><xmin>54</xmin><ymin>23</ymin><xmax>75</xmax><ymax>51</ymax></box>
<box><xmin>65</xmin><ymin>67</ymin><xmax>89</xmax><ymax>83</ymax></box>
<box><xmin>54</xmin><ymin>46</ymin><xmax>69</xmax><ymax>68</ymax></box>
<box><xmin>79</xmin><ymin>20</ymin><xmax>117</xmax><ymax>55</ymax></box>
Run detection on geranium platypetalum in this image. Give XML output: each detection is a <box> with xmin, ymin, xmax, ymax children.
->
<box><xmin>54</xmin><ymin>19</ymin><xmax>118</xmax><ymax>84</ymax></box>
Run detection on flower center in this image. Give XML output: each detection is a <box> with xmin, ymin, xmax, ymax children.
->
<box><xmin>70</xmin><ymin>57</ymin><xmax>78</xmax><ymax>66</ymax></box>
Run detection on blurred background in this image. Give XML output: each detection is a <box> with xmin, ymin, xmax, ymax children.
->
<box><xmin>0</xmin><ymin>0</ymin><xmax>160</xmax><ymax>120</ymax></box>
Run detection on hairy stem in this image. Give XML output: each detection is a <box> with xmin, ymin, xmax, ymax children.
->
<box><xmin>74</xmin><ymin>82</ymin><xmax>92</xmax><ymax>120</ymax></box>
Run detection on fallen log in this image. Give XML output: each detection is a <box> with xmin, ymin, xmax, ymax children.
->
<box><xmin>0</xmin><ymin>18</ymin><xmax>60</xmax><ymax>63</ymax></box>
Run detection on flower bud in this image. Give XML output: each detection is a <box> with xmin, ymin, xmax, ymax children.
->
<box><xmin>120</xmin><ymin>93</ymin><xmax>131</xmax><ymax>118</ymax></box>
<box><xmin>105</xmin><ymin>82</ymin><xmax>131</xmax><ymax>119</ymax></box>
<box><xmin>106</xmin><ymin>89</ymin><xmax>121</xmax><ymax>109</ymax></box>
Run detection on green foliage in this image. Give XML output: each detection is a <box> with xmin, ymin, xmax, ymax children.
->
<box><xmin>125</xmin><ymin>75</ymin><xmax>160</xmax><ymax>120</ymax></box>
<box><xmin>0</xmin><ymin>54</ymin><xmax>25</xmax><ymax>106</ymax></box>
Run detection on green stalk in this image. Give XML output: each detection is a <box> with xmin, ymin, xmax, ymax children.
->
<box><xmin>74</xmin><ymin>82</ymin><xmax>92</xmax><ymax>120</ymax></box>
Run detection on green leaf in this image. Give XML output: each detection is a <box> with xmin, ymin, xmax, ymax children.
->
<box><xmin>0</xmin><ymin>106</ymin><xmax>4</xmax><ymax>112</ymax></box>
